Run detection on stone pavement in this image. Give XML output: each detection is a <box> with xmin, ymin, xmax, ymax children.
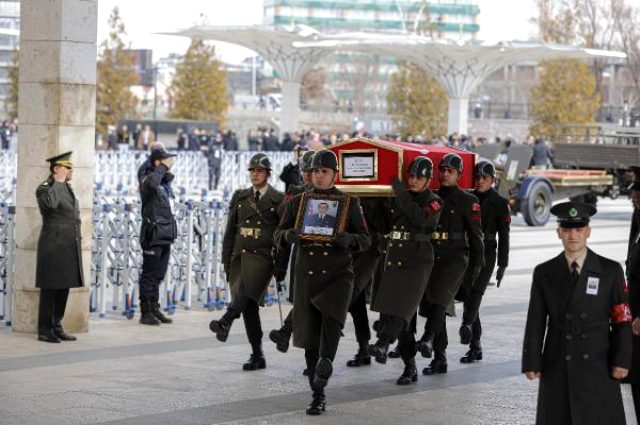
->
<box><xmin>0</xmin><ymin>198</ymin><xmax>637</xmax><ymax>425</ymax></box>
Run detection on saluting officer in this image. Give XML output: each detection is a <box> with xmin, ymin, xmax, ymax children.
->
<box><xmin>269</xmin><ymin>150</ymin><xmax>315</xmax><ymax>353</ymax></box>
<box><xmin>36</xmin><ymin>152</ymin><xmax>83</xmax><ymax>343</ymax></box>
<box><xmin>274</xmin><ymin>150</ymin><xmax>370</xmax><ymax>415</ymax></box>
<box><xmin>625</xmin><ymin>166</ymin><xmax>640</xmax><ymax>421</ymax></box>
<box><xmin>459</xmin><ymin>161</ymin><xmax>510</xmax><ymax>363</ymax></box>
<box><xmin>522</xmin><ymin>201</ymin><xmax>632</xmax><ymax>425</ymax></box>
<box><xmin>369</xmin><ymin>157</ymin><xmax>442</xmax><ymax>385</ymax></box>
<box><xmin>209</xmin><ymin>153</ymin><xmax>289</xmax><ymax>371</ymax></box>
<box><xmin>417</xmin><ymin>152</ymin><xmax>484</xmax><ymax>375</ymax></box>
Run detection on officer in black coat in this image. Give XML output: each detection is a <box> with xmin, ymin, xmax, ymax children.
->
<box><xmin>625</xmin><ymin>166</ymin><xmax>640</xmax><ymax>421</ymax></box>
<box><xmin>280</xmin><ymin>145</ymin><xmax>307</xmax><ymax>192</ymax></box>
<box><xmin>269</xmin><ymin>150</ymin><xmax>315</xmax><ymax>353</ymax></box>
<box><xmin>274</xmin><ymin>150</ymin><xmax>370</xmax><ymax>415</ymax></box>
<box><xmin>139</xmin><ymin>148</ymin><xmax>178</xmax><ymax>326</ymax></box>
<box><xmin>209</xmin><ymin>153</ymin><xmax>289</xmax><ymax>371</ymax></box>
<box><xmin>417</xmin><ymin>153</ymin><xmax>484</xmax><ymax>375</ymax></box>
<box><xmin>369</xmin><ymin>157</ymin><xmax>443</xmax><ymax>384</ymax></box>
<box><xmin>523</xmin><ymin>202</ymin><xmax>631</xmax><ymax>425</ymax></box>
<box><xmin>459</xmin><ymin>161</ymin><xmax>510</xmax><ymax>363</ymax></box>
<box><xmin>36</xmin><ymin>152</ymin><xmax>83</xmax><ymax>343</ymax></box>
<box><xmin>206</xmin><ymin>132</ymin><xmax>225</xmax><ymax>190</ymax></box>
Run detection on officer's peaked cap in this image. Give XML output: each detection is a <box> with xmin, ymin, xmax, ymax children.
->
<box><xmin>46</xmin><ymin>151</ymin><xmax>73</xmax><ymax>167</ymax></box>
<box><xmin>550</xmin><ymin>201</ymin><xmax>596</xmax><ymax>228</ymax></box>
<box><xmin>408</xmin><ymin>156</ymin><xmax>433</xmax><ymax>178</ymax></box>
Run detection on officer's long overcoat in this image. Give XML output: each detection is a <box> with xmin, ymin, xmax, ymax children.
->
<box><xmin>274</xmin><ymin>187</ymin><xmax>370</xmax><ymax>350</ymax></box>
<box><xmin>351</xmin><ymin>197</ymin><xmax>388</xmax><ymax>297</ymax></box>
<box><xmin>35</xmin><ymin>177</ymin><xmax>84</xmax><ymax>289</ymax></box>
<box><xmin>522</xmin><ymin>250</ymin><xmax>632</xmax><ymax>425</ymax></box>
<box><xmin>626</xmin><ymin>209</ymin><xmax>640</xmax><ymax>384</ymax></box>
<box><xmin>222</xmin><ymin>185</ymin><xmax>287</xmax><ymax>303</ymax></box>
<box><xmin>371</xmin><ymin>188</ymin><xmax>442</xmax><ymax>323</ymax></box>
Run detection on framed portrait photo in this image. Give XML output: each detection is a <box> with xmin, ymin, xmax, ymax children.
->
<box><xmin>294</xmin><ymin>193</ymin><xmax>351</xmax><ymax>242</ymax></box>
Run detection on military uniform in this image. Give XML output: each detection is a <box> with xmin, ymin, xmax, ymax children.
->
<box><xmin>36</xmin><ymin>152</ymin><xmax>83</xmax><ymax>343</ymax></box>
<box><xmin>370</xmin><ymin>163</ymin><xmax>443</xmax><ymax>384</ymax></box>
<box><xmin>523</xmin><ymin>202</ymin><xmax>632</xmax><ymax>425</ymax></box>
<box><xmin>209</xmin><ymin>154</ymin><xmax>288</xmax><ymax>371</ymax></box>
<box><xmin>460</xmin><ymin>180</ymin><xmax>510</xmax><ymax>362</ymax></box>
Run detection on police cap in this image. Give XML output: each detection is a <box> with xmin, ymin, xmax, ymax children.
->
<box><xmin>248</xmin><ymin>153</ymin><xmax>272</xmax><ymax>171</ymax></box>
<box><xmin>474</xmin><ymin>160</ymin><xmax>496</xmax><ymax>178</ymax></box>
<box><xmin>550</xmin><ymin>201</ymin><xmax>596</xmax><ymax>228</ymax></box>
<box><xmin>439</xmin><ymin>153</ymin><xmax>463</xmax><ymax>173</ymax></box>
<box><xmin>408</xmin><ymin>156</ymin><xmax>433</xmax><ymax>178</ymax></box>
<box><xmin>311</xmin><ymin>150</ymin><xmax>338</xmax><ymax>171</ymax></box>
<box><xmin>46</xmin><ymin>151</ymin><xmax>73</xmax><ymax>168</ymax></box>
<box><xmin>301</xmin><ymin>150</ymin><xmax>315</xmax><ymax>172</ymax></box>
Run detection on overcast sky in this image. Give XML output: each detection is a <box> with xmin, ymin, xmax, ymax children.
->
<box><xmin>96</xmin><ymin>0</ymin><xmax>539</xmax><ymax>63</ymax></box>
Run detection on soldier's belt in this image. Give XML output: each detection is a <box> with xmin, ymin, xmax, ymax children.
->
<box><xmin>240</xmin><ymin>227</ymin><xmax>261</xmax><ymax>238</ymax></box>
<box><xmin>431</xmin><ymin>232</ymin><xmax>465</xmax><ymax>241</ymax></box>
<box><xmin>386</xmin><ymin>231</ymin><xmax>431</xmax><ymax>241</ymax></box>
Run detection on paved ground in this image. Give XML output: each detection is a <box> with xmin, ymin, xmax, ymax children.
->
<box><xmin>0</xmin><ymin>198</ymin><xmax>638</xmax><ymax>425</ymax></box>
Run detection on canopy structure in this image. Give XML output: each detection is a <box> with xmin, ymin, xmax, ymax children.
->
<box><xmin>161</xmin><ymin>25</ymin><xmax>332</xmax><ymax>133</ymax></box>
<box><xmin>296</xmin><ymin>34</ymin><xmax>627</xmax><ymax>135</ymax></box>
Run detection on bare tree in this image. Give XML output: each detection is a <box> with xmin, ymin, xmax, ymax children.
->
<box><xmin>613</xmin><ymin>0</ymin><xmax>640</xmax><ymax>106</ymax></box>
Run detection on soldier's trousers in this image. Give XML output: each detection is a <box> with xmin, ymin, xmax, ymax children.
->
<box><xmin>348</xmin><ymin>287</ymin><xmax>371</xmax><ymax>343</ymax></box>
<box><xmin>632</xmin><ymin>384</ymin><xmax>640</xmax><ymax>424</ymax></box>
<box><xmin>462</xmin><ymin>253</ymin><xmax>496</xmax><ymax>349</ymax></box>
<box><xmin>423</xmin><ymin>302</ymin><xmax>448</xmax><ymax>358</ymax></box>
<box><xmin>228</xmin><ymin>296</ymin><xmax>263</xmax><ymax>349</ymax></box>
<box><xmin>378</xmin><ymin>313</ymin><xmax>418</xmax><ymax>361</ymax></box>
<box><xmin>208</xmin><ymin>164</ymin><xmax>221</xmax><ymax>190</ymax></box>
<box><xmin>139</xmin><ymin>244</ymin><xmax>171</xmax><ymax>303</ymax></box>
<box><xmin>304</xmin><ymin>304</ymin><xmax>342</xmax><ymax>390</ymax></box>
<box><xmin>38</xmin><ymin>288</ymin><xmax>69</xmax><ymax>336</ymax></box>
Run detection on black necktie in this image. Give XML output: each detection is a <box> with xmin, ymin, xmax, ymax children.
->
<box><xmin>571</xmin><ymin>261</ymin><xmax>579</xmax><ymax>282</ymax></box>
<box><xmin>255</xmin><ymin>191</ymin><xmax>260</xmax><ymax>203</ymax></box>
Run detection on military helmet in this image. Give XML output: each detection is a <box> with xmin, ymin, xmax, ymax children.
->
<box><xmin>474</xmin><ymin>160</ymin><xmax>495</xmax><ymax>178</ymax></box>
<box><xmin>311</xmin><ymin>150</ymin><xmax>338</xmax><ymax>171</ymax></box>
<box><xmin>248</xmin><ymin>153</ymin><xmax>272</xmax><ymax>171</ymax></box>
<box><xmin>439</xmin><ymin>153</ymin><xmax>464</xmax><ymax>173</ymax></box>
<box><xmin>301</xmin><ymin>150</ymin><xmax>315</xmax><ymax>172</ymax></box>
<box><xmin>408</xmin><ymin>156</ymin><xmax>433</xmax><ymax>178</ymax></box>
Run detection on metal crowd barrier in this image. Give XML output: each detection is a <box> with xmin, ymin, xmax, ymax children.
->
<box><xmin>0</xmin><ymin>149</ymin><xmax>295</xmax><ymax>325</ymax></box>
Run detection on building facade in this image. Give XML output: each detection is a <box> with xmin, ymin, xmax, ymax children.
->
<box><xmin>0</xmin><ymin>0</ymin><xmax>19</xmax><ymax>117</ymax></box>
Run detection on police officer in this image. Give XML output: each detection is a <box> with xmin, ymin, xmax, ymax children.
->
<box><xmin>269</xmin><ymin>150</ymin><xmax>315</xmax><ymax>353</ymax></box>
<box><xmin>625</xmin><ymin>166</ymin><xmax>640</xmax><ymax>421</ymax></box>
<box><xmin>417</xmin><ymin>153</ymin><xmax>483</xmax><ymax>375</ymax></box>
<box><xmin>139</xmin><ymin>148</ymin><xmax>178</xmax><ymax>326</ymax></box>
<box><xmin>36</xmin><ymin>152</ymin><xmax>83</xmax><ymax>343</ymax></box>
<box><xmin>459</xmin><ymin>161</ymin><xmax>510</xmax><ymax>363</ymax></box>
<box><xmin>209</xmin><ymin>153</ymin><xmax>289</xmax><ymax>371</ymax></box>
<box><xmin>274</xmin><ymin>150</ymin><xmax>370</xmax><ymax>415</ymax></box>
<box><xmin>369</xmin><ymin>157</ymin><xmax>443</xmax><ymax>385</ymax></box>
<box><xmin>522</xmin><ymin>201</ymin><xmax>631</xmax><ymax>425</ymax></box>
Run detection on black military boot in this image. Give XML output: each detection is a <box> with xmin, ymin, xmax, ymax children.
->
<box><xmin>269</xmin><ymin>321</ymin><xmax>292</xmax><ymax>353</ymax></box>
<box><xmin>416</xmin><ymin>338</ymin><xmax>433</xmax><ymax>358</ymax></box>
<box><xmin>396</xmin><ymin>358</ymin><xmax>418</xmax><ymax>385</ymax></box>
<box><xmin>369</xmin><ymin>339</ymin><xmax>389</xmax><ymax>364</ymax></box>
<box><xmin>460</xmin><ymin>342</ymin><xmax>483</xmax><ymax>364</ymax></box>
<box><xmin>422</xmin><ymin>355</ymin><xmax>448</xmax><ymax>375</ymax></box>
<box><xmin>243</xmin><ymin>344</ymin><xmax>266</xmax><ymax>371</ymax></box>
<box><xmin>151</xmin><ymin>300</ymin><xmax>173</xmax><ymax>324</ymax></box>
<box><xmin>306</xmin><ymin>391</ymin><xmax>326</xmax><ymax>415</ymax></box>
<box><xmin>209</xmin><ymin>311</ymin><xmax>235</xmax><ymax>342</ymax></box>
<box><xmin>346</xmin><ymin>340</ymin><xmax>371</xmax><ymax>367</ymax></box>
<box><xmin>388</xmin><ymin>343</ymin><xmax>401</xmax><ymax>359</ymax></box>
<box><xmin>459</xmin><ymin>323</ymin><xmax>472</xmax><ymax>345</ymax></box>
<box><xmin>313</xmin><ymin>358</ymin><xmax>333</xmax><ymax>390</ymax></box>
<box><xmin>140</xmin><ymin>300</ymin><xmax>161</xmax><ymax>326</ymax></box>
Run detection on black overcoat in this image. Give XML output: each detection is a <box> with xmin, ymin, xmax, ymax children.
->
<box><xmin>522</xmin><ymin>250</ymin><xmax>632</xmax><ymax>425</ymax></box>
<box><xmin>35</xmin><ymin>177</ymin><xmax>84</xmax><ymax>289</ymax></box>
<box><xmin>626</xmin><ymin>209</ymin><xmax>640</xmax><ymax>384</ymax></box>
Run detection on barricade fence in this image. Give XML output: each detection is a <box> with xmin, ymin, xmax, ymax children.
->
<box><xmin>0</xmin><ymin>150</ymin><xmax>294</xmax><ymax>325</ymax></box>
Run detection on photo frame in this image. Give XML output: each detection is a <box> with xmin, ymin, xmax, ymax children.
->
<box><xmin>338</xmin><ymin>149</ymin><xmax>379</xmax><ymax>182</ymax></box>
<box><xmin>294</xmin><ymin>192</ymin><xmax>351</xmax><ymax>242</ymax></box>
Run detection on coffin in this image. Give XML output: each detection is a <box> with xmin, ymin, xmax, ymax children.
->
<box><xmin>328</xmin><ymin>138</ymin><xmax>476</xmax><ymax>196</ymax></box>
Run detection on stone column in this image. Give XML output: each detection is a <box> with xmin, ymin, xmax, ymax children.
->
<box><xmin>12</xmin><ymin>0</ymin><xmax>97</xmax><ymax>333</ymax></box>
<box><xmin>447</xmin><ymin>97</ymin><xmax>470</xmax><ymax>136</ymax></box>
<box><xmin>280</xmin><ymin>80</ymin><xmax>301</xmax><ymax>134</ymax></box>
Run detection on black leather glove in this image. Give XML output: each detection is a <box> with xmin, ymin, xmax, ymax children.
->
<box><xmin>335</xmin><ymin>232</ymin><xmax>355</xmax><ymax>250</ymax></box>
<box><xmin>274</xmin><ymin>267</ymin><xmax>287</xmax><ymax>282</ymax></box>
<box><xmin>391</xmin><ymin>176</ymin><xmax>405</xmax><ymax>195</ymax></box>
<box><xmin>284</xmin><ymin>229</ymin><xmax>300</xmax><ymax>245</ymax></box>
<box><xmin>496</xmin><ymin>266</ymin><xmax>506</xmax><ymax>288</ymax></box>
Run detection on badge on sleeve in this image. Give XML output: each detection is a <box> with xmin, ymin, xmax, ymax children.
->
<box><xmin>586</xmin><ymin>277</ymin><xmax>599</xmax><ymax>296</ymax></box>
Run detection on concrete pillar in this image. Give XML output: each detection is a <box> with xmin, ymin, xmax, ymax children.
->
<box><xmin>12</xmin><ymin>0</ymin><xmax>97</xmax><ymax>333</ymax></box>
<box><xmin>280</xmin><ymin>80</ymin><xmax>301</xmax><ymax>134</ymax></box>
<box><xmin>447</xmin><ymin>97</ymin><xmax>469</xmax><ymax>136</ymax></box>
